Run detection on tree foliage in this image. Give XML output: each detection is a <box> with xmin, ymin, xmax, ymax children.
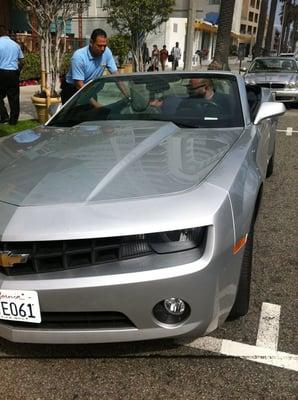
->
<box><xmin>15</xmin><ymin>0</ymin><xmax>89</xmax><ymax>95</ymax></box>
<box><xmin>108</xmin><ymin>34</ymin><xmax>130</xmax><ymax>67</ymax></box>
<box><xmin>104</xmin><ymin>0</ymin><xmax>175</xmax><ymax>71</ymax></box>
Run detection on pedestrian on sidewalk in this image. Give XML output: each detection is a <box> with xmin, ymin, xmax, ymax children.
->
<box><xmin>159</xmin><ymin>45</ymin><xmax>168</xmax><ymax>71</ymax></box>
<box><xmin>149</xmin><ymin>44</ymin><xmax>160</xmax><ymax>71</ymax></box>
<box><xmin>61</xmin><ymin>28</ymin><xmax>118</xmax><ymax>104</ymax></box>
<box><xmin>170</xmin><ymin>42</ymin><xmax>181</xmax><ymax>71</ymax></box>
<box><xmin>0</xmin><ymin>25</ymin><xmax>24</xmax><ymax>125</ymax></box>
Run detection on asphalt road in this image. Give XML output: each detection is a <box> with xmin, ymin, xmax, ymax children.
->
<box><xmin>0</xmin><ymin>107</ymin><xmax>297</xmax><ymax>400</ymax></box>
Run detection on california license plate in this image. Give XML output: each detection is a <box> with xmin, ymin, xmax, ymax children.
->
<box><xmin>0</xmin><ymin>290</ymin><xmax>41</xmax><ymax>323</ymax></box>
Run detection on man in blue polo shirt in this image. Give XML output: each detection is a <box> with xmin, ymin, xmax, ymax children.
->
<box><xmin>0</xmin><ymin>25</ymin><xmax>24</xmax><ymax>125</ymax></box>
<box><xmin>61</xmin><ymin>28</ymin><xmax>118</xmax><ymax>104</ymax></box>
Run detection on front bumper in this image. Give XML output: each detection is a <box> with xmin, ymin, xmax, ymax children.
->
<box><xmin>0</xmin><ymin>229</ymin><xmax>243</xmax><ymax>344</ymax></box>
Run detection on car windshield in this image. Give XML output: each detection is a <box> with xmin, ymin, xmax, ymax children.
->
<box><xmin>249</xmin><ymin>58</ymin><xmax>298</xmax><ymax>73</ymax></box>
<box><xmin>49</xmin><ymin>73</ymin><xmax>244</xmax><ymax>129</ymax></box>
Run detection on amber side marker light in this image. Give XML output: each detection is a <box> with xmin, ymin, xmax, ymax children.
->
<box><xmin>232</xmin><ymin>234</ymin><xmax>248</xmax><ymax>255</ymax></box>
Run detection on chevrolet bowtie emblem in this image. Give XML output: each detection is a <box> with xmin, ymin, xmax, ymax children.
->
<box><xmin>0</xmin><ymin>251</ymin><xmax>30</xmax><ymax>268</ymax></box>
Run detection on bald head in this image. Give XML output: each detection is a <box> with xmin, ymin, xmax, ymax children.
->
<box><xmin>187</xmin><ymin>78</ymin><xmax>214</xmax><ymax>99</ymax></box>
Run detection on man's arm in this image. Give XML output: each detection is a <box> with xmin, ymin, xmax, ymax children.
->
<box><xmin>73</xmin><ymin>80</ymin><xmax>84</xmax><ymax>90</ymax></box>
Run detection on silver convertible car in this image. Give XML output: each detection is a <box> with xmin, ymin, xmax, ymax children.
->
<box><xmin>243</xmin><ymin>56</ymin><xmax>298</xmax><ymax>103</ymax></box>
<box><xmin>0</xmin><ymin>72</ymin><xmax>285</xmax><ymax>344</ymax></box>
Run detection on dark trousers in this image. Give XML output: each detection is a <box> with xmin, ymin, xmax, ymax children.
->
<box><xmin>0</xmin><ymin>69</ymin><xmax>20</xmax><ymax>123</ymax></box>
<box><xmin>60</xmin><ymin>80</ymin><xmax>78</xmax><ymax>104</ymax></box>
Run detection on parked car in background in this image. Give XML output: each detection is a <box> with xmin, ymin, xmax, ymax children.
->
<box><xmin>0</xmin><ymin>72</ymin><xmax>285</xmax><ymax>344</ymax></box>
<box><xmin>279</xmin><ymin>52</ymin><xmax>298</xmax><ymax>61</ymax></box>
<box><xmin>243</xmin><ymin>56</ymin><xmax>298</xmax><ymax>104</ymax></box>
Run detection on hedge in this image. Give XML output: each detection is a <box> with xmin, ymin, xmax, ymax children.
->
<box><xmin>20</xmin><ymin>52</ymin><xmax>73</xmax><ymax>81</ymax></box>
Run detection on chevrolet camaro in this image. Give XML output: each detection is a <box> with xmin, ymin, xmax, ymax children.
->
<box><xmin>0</xmin><ymin>72</ymin><xmax>285</xmax><ymax>344</ymax></box>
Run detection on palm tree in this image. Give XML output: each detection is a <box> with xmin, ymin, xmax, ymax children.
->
<box><xmin>264</xmin><ymin>0</ymin><xmax>278</xmax><ymax>56</ymax></box>
<box><xmin>253</xmin><ymin>0</ymin><xmax>269</xmax><ymax>59</ymax></box>
<box><xmin>280</xmin><ymin>0</ymin><xmax>298</xmax><ymax>52</ymax></box>
<box><xmin>208</xmin><ymin>0</ymin><xmax>235</xmax><ymax>70</ymax></box>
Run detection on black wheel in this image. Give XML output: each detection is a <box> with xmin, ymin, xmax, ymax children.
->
<box><xmin>266</xmin><ymin>147</ymin><xmax>275</xmax><ymax>178</ymax></box>
<box><xmin>228</xmin><ymin>227</ymin><xmax>254</xmax><ymax>319</ymax></box>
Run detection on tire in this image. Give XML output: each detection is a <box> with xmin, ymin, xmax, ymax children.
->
<box><xmin>266</xmin><ymin>149</ymin><xmax>275</xmax><ymax>178</ymax></box>
<box><xmin>228</xmin><ymin>227</ymin><xmax>254</xmax><ymax>319</ymax></box>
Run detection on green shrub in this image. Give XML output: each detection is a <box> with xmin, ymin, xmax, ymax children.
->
<box><xmin>20</xmin><ymin>52</ymin><xmax>40</xmax><ymax>80</ymax></box>
<box><xmin>60</xmin><ymin>52</ymin><xmax>73</xmax><ymax>76</ymax></box>
<box><xmin>108</xmin><ymin>34</ymin><xmax>131</xmax><ymax>66</ymax></box>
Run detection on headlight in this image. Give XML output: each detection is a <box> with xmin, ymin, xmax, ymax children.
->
<box><xmin>147</xmin><ymin>227</ymin><xmax>206</xmax><ymax>254</ymax></box>
<box><xmin>287</xmin><ymin>81</ymin><xmax>297</xmax><ymax>88</ymax></box>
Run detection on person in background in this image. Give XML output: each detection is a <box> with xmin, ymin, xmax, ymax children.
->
<box><xmin>61</xmin><ymin>28</ymin><xmax>118</xmax><ymax>104</ymax></box>
<box><xmin>150</xmin><ymin>44</ymin><xmax>160</xmax><ymax>71</ymax></box>
<box><xmin>170</xmin><ymin>42</ymin><xmax>181</xmax><ymax>71</ymax></box>
<box><xmin>195</xmin><ymin>49</ymin><xmax>202</xmax><ymax>67</ymax></box>
<box><xmin>142</xmin><ymin>42</ymin><xmax>150</xmax><ymax>71</ymax></box>
<box><xmin>159</xmin><ymin>45</ymin><xmax>169</xmax><ymax>71</ymax></box>
<box><xmin>0</xmin><ymin>25</ymin><xmax>24</xmax><ymax>125</ymax></box>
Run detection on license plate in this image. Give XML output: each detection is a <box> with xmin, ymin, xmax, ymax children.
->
<box><xmin>0</xmin><ymin>290</ymin><xmax>41</xmax><ymax>323</ymax></box>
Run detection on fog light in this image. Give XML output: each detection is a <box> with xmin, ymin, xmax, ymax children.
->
<box><xmin>164</xmin><ymin>298</ymin><xmax>186</xmax><ymax>315</ymax></box>
<box><xmin>153</xmin><ymin>298</ymin><xmax>190</xmax><ymax>325</ymax></box>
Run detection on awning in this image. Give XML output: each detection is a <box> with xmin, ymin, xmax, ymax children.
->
<box><xmin>204</xmin><ymin>12</ymin><xmax>219</xmax><ymax>25</ymax></box>
<box><xmin>194</xmin><ymin>21</ymin><xmax>252</xmax><ymax>43</ymax></box>
<box><xmin>231</xmin><ymin>32</ymin><xmax>252</xmax><ymax>43</ymax></box>
<box><xmin>194</xmin><ymin>20</ymin><xmax>217</xmax><ymax>33</ymax></box>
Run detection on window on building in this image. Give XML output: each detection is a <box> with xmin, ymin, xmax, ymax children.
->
<box><xmin>253</xmin><ymin>27</ymin><xmax>257</xmax><ymax>34</ymax></box>
<box><xmin>256</xmin><ymin>0</ymin><xmax>260</xmax><ymax>8</ymax></box>
<box><xmin>240</xmin><ymin>24</ymin><xmax>246</xmax><ymax>34</ymax></box>
<box><xmin>247</xmin><ymin>25</ymin><xmax>252</xmax><ymax>34</ymax></box>
<box><xmin>96</xmin><ymin>0</ymin><xmax>110</xmax><ymax>7</ymax></box>
<box><xmin>173</xmin><ymin>23</ymin><xmax>178</xmax><ymax>33</ymax></box>
<box><xmin>250</xmin><ymin>0</ymin><xmax>256</xmax><ymax>7</ymax></box>
<box><xmin>249</xmin><ymin>12</ymin><xmax>254</xmax><ymax>22</ymax></box>
<box><xmin>254</xmin><ymin>13</ymin><xmax>258</xmax><ymax>23</ymax></box>
<box><xmin>208</xmin><ymin>0</ymin><xmax>220</xmax><ymax>4</ymax></box>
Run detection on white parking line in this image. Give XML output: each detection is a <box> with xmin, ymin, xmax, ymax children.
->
<box><xmin>181</xmin><ymin>302</ymin><xmax>298</xmax><ymax>372</ymax></box>
<box><xmin>276</xmin><ymin>127</ymin><xmax>297</xmax><ymax>135</ymax></box>
<box><xmin>256</xmin><ymin>302</ymin><xmax>280</xmax><ymax>350</ymax></box>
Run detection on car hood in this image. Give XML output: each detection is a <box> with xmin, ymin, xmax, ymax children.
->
<box><xmin>0</xmin><ymin>121</ymin><xmax>243</xmax><ymax>206</ymax></box>
<box><xmin>246</xmin><ymin>72</ymin><xmax>297</xmax><ymax>83</ymax></box>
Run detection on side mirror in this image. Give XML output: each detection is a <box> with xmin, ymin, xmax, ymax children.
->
<box><xmin>240</xmin><ymin>67</ymin><xmax>247</xmax><ymax>73</ymax></box>
<box><xmin>254</xmin><ymin>102</ymin><xmax>286</xmax><ymax>125</ymax></box>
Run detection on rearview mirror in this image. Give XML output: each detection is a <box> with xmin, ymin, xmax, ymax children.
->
<box><xmin>254</xmin><ymin>102</ymin><xmax>286</xmax><ymax>125</ymax></box>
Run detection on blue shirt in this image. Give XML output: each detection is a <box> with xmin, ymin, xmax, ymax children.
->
<box><xmin>0</xmin><ymin>36</ymin><xmax>24</xmax><ymax>70</ymax></box>
<box><xmin>66</xmin><ymin>45</ymin><xmax>117</xmax><ymax>84</ymax></box>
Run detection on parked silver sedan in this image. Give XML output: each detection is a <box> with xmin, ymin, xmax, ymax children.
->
<box><xmin>243</xmin><ymin>56</ymin><xmax>298</xmax><ymax>103</ymax></box>
<box><xmin>0</xmin><ymin>72</ymin><xmax>285</xmax><ymax>344</ymax></box>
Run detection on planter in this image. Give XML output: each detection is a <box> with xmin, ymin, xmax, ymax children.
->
<box><xmin>32</xmin><ymin>95</ymin><xmax>61</xmax><ymax>124</ymax></box>
<box><xmin>124</xmin><ymin>63</ymin><xmax>133</xmax><ymax>73</ymax></box>
<box><xmin>118</xmin><ymin>64</ymin><xmax>133</xmax><ymax>74</ymax></box>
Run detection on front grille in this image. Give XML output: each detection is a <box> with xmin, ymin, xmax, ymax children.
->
<box><xmin>0</xmin><ymin>236</ymin><xmax>152</xmax><ymax>276</ymax></box>
<box><xmin>259</xmin><ymin>83</ymin><xmax>285</xmax><ymax>89</ymax></box>
<box><xmin>0</xmin><ymin>311</ymin><xmax>135</xmax><ymax>329</ymax></box>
